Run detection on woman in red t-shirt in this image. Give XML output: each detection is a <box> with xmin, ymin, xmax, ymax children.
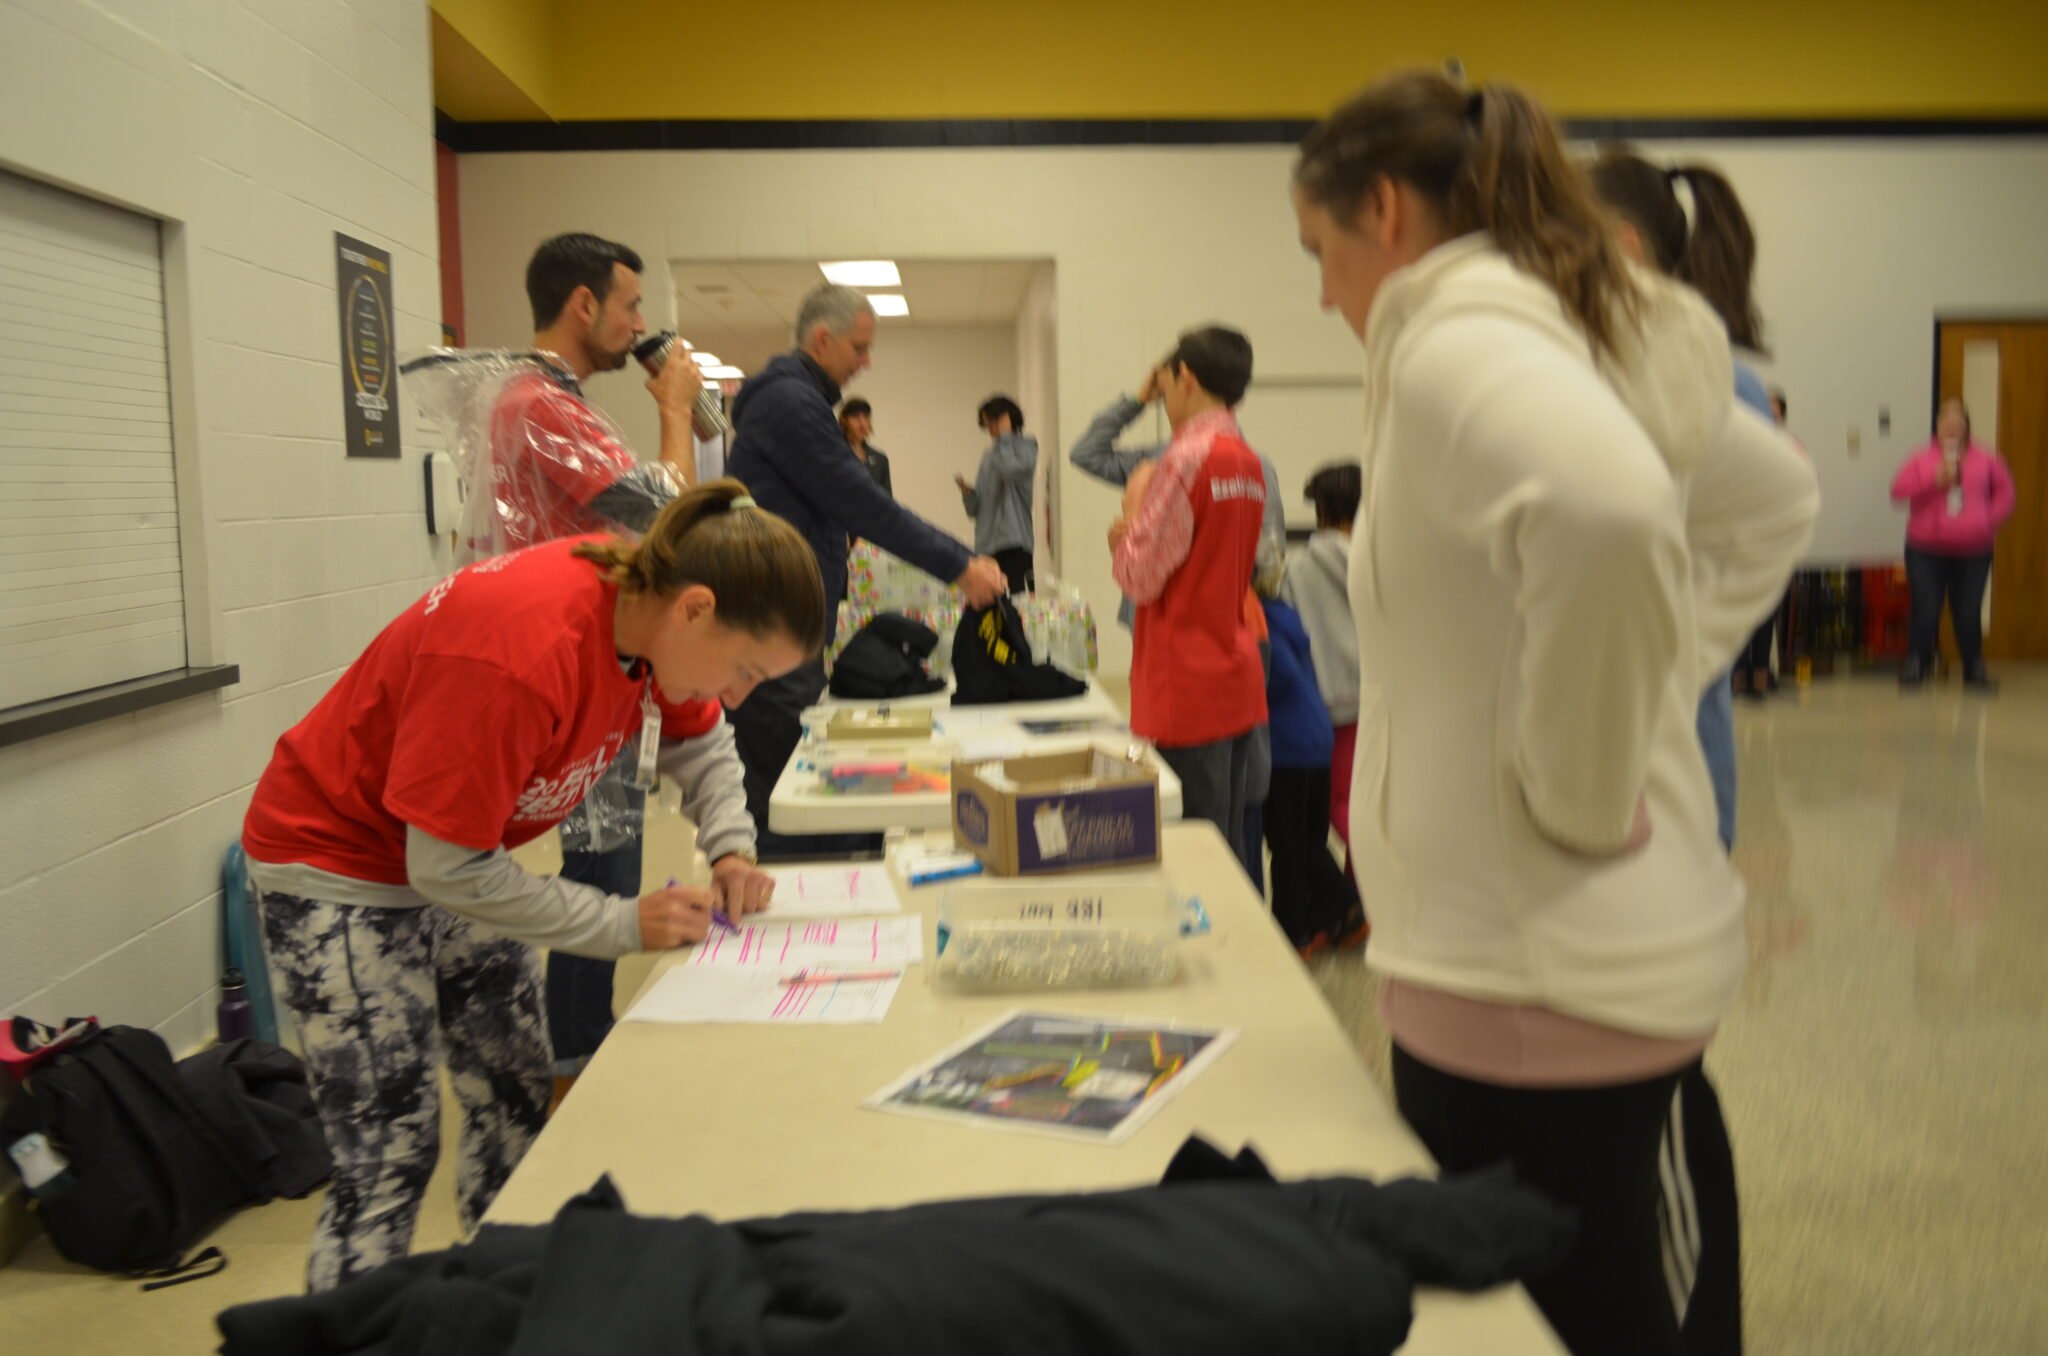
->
<box><xmin>241</xmin><ymin>480</ymin><xmax>824</xmax><ymax>1291</ymax></box>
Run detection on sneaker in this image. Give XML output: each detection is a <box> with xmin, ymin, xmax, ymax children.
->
<box><xmin>1899</xmin><ymin>661</ymin><xmax>1927</xmax><ymax>689</ymax></box>
<box><xmin>1964</xmin><ymin>666</ymin><xmax>1999</xmax><ymax>695</ymax></box>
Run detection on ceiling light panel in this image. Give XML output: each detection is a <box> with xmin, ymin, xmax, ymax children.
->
<box><xmin>820</xmin><ymin>260</ymin><xmax>901</xmax><ymax>287</ymax></box>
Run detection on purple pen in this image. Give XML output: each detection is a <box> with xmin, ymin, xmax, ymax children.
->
<box><xmin>669</xmin><ymin>877</ymin><xmax>740</xmax><ymax>934</ymax></box>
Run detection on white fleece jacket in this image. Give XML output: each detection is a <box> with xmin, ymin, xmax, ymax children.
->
<box><xmin>1348</xmin><ymin>235</ymin><xmax>1818</xmax><ymax>1037</ymax></box>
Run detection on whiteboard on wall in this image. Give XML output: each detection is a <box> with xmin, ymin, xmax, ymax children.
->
<box><xmin>1234</xmin><ymin>378</ymin><xmax>1364</xmax><ymax>532</ymax></box>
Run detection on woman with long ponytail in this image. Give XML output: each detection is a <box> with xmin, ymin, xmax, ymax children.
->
<box><xmin>1586</xmin><ymin>147</ymin><xmax>1794</xmax><ymax>1352</ymax></box>
<box><xmin>1293</xmin><ymin>71</ymin><xmax>1816</xmax><ymax>1354</ymax></box>
<box><xmin>240</xmin><ymin>479</ymin><xmax>824</xmax><ymax>1291</ymax></box>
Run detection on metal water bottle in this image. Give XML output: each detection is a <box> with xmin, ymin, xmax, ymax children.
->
<box><xmin>633</xmin><ymin>331</ymin><xmax>732</xmax><ymax>439</ymax></box>
<box><xmin>216</xmin><ymin>967</ymin><xmax>254</xmax><ymax>1043</ymax></box>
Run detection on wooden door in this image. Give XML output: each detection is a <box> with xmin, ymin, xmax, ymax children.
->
<box><xmin>1936</xmin><ymin>320</ymin><xmax>2048</xmax><ymax>661</ymax></box>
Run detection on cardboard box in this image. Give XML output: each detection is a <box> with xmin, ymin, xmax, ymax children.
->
<box><xmin>951</xmin><ymin>741</ymin><xmax>1161</xmax><ymax>876</ymax></box>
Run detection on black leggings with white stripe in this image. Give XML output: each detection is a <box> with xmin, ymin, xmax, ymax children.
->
<box><xmin>1392</xmin><ymin>1046</ymin><xmax>1741</xmax><ymax>1356</ymax></box>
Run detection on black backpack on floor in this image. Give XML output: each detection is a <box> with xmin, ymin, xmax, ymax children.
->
<box><xmin>177</xmin><ymin>1039</ymin><xmax>333</xmax><ymax>1201</ymax></box>
<box><xmin>1</xmin><ymin>1023</ymin><xmax>326</xmax><ymax>1286</ymax></box>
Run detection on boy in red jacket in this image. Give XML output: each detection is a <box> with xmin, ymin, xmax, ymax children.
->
<box><xmin>1109</xmin><ymin>327</ymin><xmax>1268</xmax><ymax>859</ymax></box>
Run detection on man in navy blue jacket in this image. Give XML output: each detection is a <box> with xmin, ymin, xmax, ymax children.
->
<box><xmin>726</xmin><ymin>284</ymin><xmax>1005</xmax><ymax>851</ymax></box>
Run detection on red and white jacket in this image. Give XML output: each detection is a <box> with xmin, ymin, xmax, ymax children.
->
<box><xmin>1113</xmin><ymin>410</ymin><xmax>1268</xmax><ymax>747</ymax></box>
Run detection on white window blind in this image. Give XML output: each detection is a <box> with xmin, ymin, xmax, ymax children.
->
<box><xmin>0</xmin><ymin>170</ymin><xmax>184</xmax><ymax>710</ymax></box>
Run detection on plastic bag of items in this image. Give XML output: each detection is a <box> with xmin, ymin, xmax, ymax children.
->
<box><xmin>402</xmin><ymin>348</ymin><xmax>684</xmax><ymax>566</ymax></box>
<box><xmin>404</xmin><ymin>348</ymin><xmax>678</xmax><ymax>853</ymax></box>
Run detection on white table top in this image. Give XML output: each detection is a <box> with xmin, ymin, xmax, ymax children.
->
<box><xmin>803</xmin><ymin>674</ymin><xmax>1125</xmax><ymax>722</ymax></box>
<box><xmin>769</xmin><ymin>721</ymin><xmax>1185</xmax><ymax>834</ymax></box>
<box><xmin>487</xmin><ymin>824</ymin><xmax>1564</xmax><ymax>1354</ymax></box>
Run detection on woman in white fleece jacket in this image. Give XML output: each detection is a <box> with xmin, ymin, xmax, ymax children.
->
<box><xmin>1292</xmin><ymin>72</ymin><xmax>1817</xmax><ymax>1356</ymax></box>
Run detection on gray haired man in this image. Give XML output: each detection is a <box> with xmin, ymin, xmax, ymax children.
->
<box><xmin>724</xmin><ymin>284</ymin><xmax>1005</xmax><ymax>853</ymax></box>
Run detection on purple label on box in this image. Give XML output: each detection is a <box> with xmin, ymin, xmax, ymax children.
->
<box><xmin>1013</xmin><ymin>786</ymin><xmax>1158</xmax><ymax>872</ymax></box>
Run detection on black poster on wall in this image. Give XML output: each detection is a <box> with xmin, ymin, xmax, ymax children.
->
<box><xmin>335</xmin><ymin>232</ymin><xmax>400</xmax><ymax>459</ymax></box>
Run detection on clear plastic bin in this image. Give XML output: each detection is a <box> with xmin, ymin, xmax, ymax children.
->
<box><xmin>935</xmin><ymin>875</ymin><xmax>1179</xmax><ymax>991</ymax></box>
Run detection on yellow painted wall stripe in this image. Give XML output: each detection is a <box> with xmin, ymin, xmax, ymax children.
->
<box><xmin>433</xmin><ymin>0</ymin><xmax>560</xmax><ymax>119</ymax></box>
<box><xmin>432</xmin><ymin>1</ymin><xmax>2048</xmax><ymax>125</ymax></box>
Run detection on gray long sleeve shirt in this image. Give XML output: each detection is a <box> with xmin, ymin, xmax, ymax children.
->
<box><xmin>247</xmin><ymin>718</ymin><xmax>757</xmax><ymax>960</ymax></box>
<box><xmin>1068</xmin><ymin>395</ymin><xmax>1287</xmax><ymax>626</ymax></box>
<box><xmin>959</xmin><ymin>432</ymin><xmax>1038</xmax><ymax>555</ymax></box>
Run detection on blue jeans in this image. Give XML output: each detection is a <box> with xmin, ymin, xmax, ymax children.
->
<box><xmin>547</xmin><ymin>835</ymin><xmax>643</xmax><ymax>1074</ymax></box>
<box><xmin>1242</xmin><ymin>721</ymin><xmax>1272</xmax><ymax>895</ymax></box>
<box><xmin>1905</xmin><ymin>547</ymin><xmax>1992</xmax><ymax>676</ymax></box>
<box><xmin>728</xmin><ymin>656</ymin><xmax>884</xmax><ymax>861</ymax></box>
<box><xmin>1696</xmin><ymin>672</ymin><xmax>1736</xmax><ymax>851</ymax></box>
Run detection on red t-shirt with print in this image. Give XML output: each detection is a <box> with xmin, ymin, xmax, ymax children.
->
<box><xmin>487</xmin><ymin>369</ymin><xmax>640</xmax><ymax>552</ymax></box>
<box><xmin>242</xmin><ymin>538</ymin><xmax>721</xmax><ymax>885</ymax></box>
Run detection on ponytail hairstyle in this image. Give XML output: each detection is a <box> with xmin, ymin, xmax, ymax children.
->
<box><xmin>1588</xmin><ymin>146</ymin><xmax>1765</xmax><ymax>352</ymax></box>
<box><xmin>1295</xmin><ymin>70</ymin><xmax>1640</xmax><ymax>360</ymax></box>
<box><xmin>573</xmin><ymin>478</ymin><xmax>827</xmax><ymax>656</ymax></box>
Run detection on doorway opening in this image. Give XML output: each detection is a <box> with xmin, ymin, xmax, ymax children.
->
<box><xmin>1933</xmin><ymin>316</ymin><xmax>2048</xmax><ymax>662</ymax></box>
<box><xmin>668</xmin><ymin>258</ymin><xmax>1060</xmax><ymax>577</ymax></box>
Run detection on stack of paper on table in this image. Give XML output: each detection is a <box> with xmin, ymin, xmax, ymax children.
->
<box><xmin>753</xmin><ymin>865</ymin><xmax>903</xmax><ymax>919</ymax></box>
<box><xmin>626</xmin><ymin>966</ymin><xmax>904</xmax><ymax>1024</ymax></box>
<box><xmin>687</xmin><ymin>916</ymin><xmax>922</xmax><ymax>973</ymax></box>
<box><xmin>622</xmin><ymin>878</ymin><xmax>917</xmax><ymax>1025</ymax></box>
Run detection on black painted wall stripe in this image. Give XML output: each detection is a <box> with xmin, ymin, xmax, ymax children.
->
<box><xmin>436</xmin><ymin>111</ymin><xmax>2048</xmax><ymax>153</ymax></box>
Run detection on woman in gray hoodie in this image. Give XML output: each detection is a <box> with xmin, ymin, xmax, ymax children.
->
<box><xmin>956</xmin><ymin>395</ymin><xmax>1039</xmax><ymax>594</ymax></box>
<box><xmin>1284</xmin><ymin>462</ymin><xmax>1362</xmax><ymax>872</ymax></box>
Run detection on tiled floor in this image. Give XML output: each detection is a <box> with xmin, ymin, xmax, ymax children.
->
<box><xmin>5</xmin><ymin>671</ymin><xmax>2046</xmax><ymax>1353</ymax></box>
<box><xmin>1313</xmin><ymin>669</ymin><xmax>2048</xmax><ymax>1354</ymax></box>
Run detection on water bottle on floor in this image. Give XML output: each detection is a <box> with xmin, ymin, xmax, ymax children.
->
<box><xmin>216</xmin><ymin>968</ymin><xmax>254</xmax><ymax>1044</ymax></box>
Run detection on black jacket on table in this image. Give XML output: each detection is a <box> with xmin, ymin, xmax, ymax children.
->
<box><xmin>215</xmin><ymin>1137</ymin><xmax>1572</xmax><ymax>1356</ymax></box>
<box><xmin>727</xmin><ymin>354</ymin><xmax>966</xmax><ymax>643</ymax></box>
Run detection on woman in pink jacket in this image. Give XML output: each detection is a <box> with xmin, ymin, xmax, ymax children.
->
<box><xmin>1892</xmin><ymin>397</ymin><xmax>2015</xmax><ymax>691</ymax></box>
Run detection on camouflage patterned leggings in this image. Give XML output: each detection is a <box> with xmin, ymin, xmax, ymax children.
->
<box><xmin>258</xmin><ymin>892</ymin><xmax>551</xmax><ymax>1291</ymax></box>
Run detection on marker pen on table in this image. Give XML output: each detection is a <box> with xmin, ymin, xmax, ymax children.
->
<box><xmin>668</xmin><ymin>876</ymin><xmax>740</xmax><ymax>933</ymax></box>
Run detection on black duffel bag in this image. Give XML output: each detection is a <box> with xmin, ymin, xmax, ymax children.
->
<box><xmin>829</xmin><ymin>612</ymin><xmax>948</xmax><ymax>700</ymax></box>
